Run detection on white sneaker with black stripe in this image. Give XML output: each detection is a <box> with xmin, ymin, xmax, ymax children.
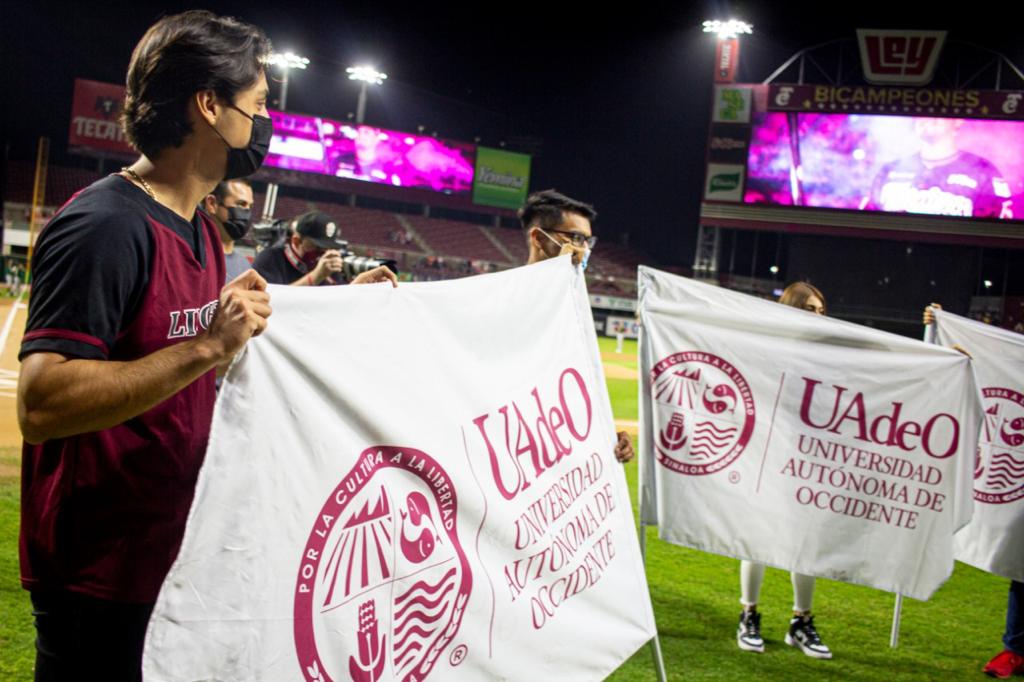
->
<box><xmin>785</xmin><ymin>614</ymin><xmax>832</xmax><ymax>659</ymax></box>
<box><xmin>737</xmin><ymin>610</ymin><xmax>764</xmax><ymax>653</ymax></box>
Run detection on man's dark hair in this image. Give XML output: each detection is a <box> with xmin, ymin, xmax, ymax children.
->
<box><xmin>121</xmin><ymin>10</ymin><xmax>272</xmax><ymax>159</ymax></box>
<box><xmin>211</xmin><ymin>178</ymin><xmax>252</xmax><ymax>203</ymax></box>
<box><xmin>518</xmin><ymin>189</ymin><xmax>598</xmax><ymax>231</ymax></box>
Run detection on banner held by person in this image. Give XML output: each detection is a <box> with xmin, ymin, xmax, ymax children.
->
<box><xmin>638</xmin><ymin>267</ymin><xmax>982</xmax><ymax>600</ymax></box>
<box><xmin>931</xmin><ymin>309</ymin><xmax>1024</xmax><ymax>582</ymax></box>
<box><xmin>143</xmin><ymin>257</ymin><xmax>657</xmax><ymax>681</ymax></box>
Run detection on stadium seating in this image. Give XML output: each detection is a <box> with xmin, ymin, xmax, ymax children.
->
<box><xmin>253</xmin><ymin>192</ymin><xmax>315</xmax><ymax>223</ymax></box>
<box><xmin>311</xmin><ymin>202</ymin><xmax>414</xmax><ymax>252</ymax></box>
<box><xmin>490</xmin><ymin>226</ymin><xmax>530</xmax><ymax>263</ymax></box>
<box><xmin>5</xmin><ymin>161</ymin><xmax>100</xmax><ymax>206</ymax></box>
<box><xmin>404</xmin><ymin>216</ymin><xmax>506</xmax><ymax>262</ymax></box>
<box><xmin>3</xmin><ymin>164</ymin><xmax>651</xmax><ymax>294</ymax></box>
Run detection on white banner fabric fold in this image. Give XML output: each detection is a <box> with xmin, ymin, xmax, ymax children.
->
<box><xmin>638</xmin><ymin>266</ymin><xmax>981</xmax><ymax>600</ymax></box>
<box><xmin>144</xmin><ymin>257</ymin><xmax>656</xmax><ymax>681</ymax></box>
<box><xmin>933</xmin><ymin>309</ymin><xmax>1024</xmax><ymax>582</ymax></box>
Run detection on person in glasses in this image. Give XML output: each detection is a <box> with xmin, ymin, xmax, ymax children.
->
<box><xmin>518</xmin><ymin>189</ymin><xmax>632</xmax><ymax>464</ymax></box>
<box><xmin>523</xmin><ymin>189</ymin><xmax>598</xmax><ymax>268</ymax></box>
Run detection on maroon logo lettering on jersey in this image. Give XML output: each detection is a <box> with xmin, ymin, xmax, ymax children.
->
<box><xmin>166</xmin><ymin>300</ymin><xmax>218</xmax><ymax>339</ymax></box>
<box><xmin>650</xmin><ymin>351</ymin><xmax>756</xmax><ymax>476</ymax></box>
<box><xmin>294</xmin><ymin>446</ymin><xmax>472</xmax><ymax>682</ymax></box>
<box><xmin>974</xmin><ymin>388</ymin><xmax>1024</xmax><ymax>505</ymax></box>
<box><xmin>857</xmin><ymin>30</ymin><xmax>946</xmax><ymax>85</ymax></box>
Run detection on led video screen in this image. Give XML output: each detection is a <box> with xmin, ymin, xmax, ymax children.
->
<box><xmin>265</xmin><ymin>110</ymin><xmax>476</xmax><ymax>195</ymax></box>
<box><xmin>744</xmin><ymin>113</ymin><xmax>1023</xmax><ymax>221</ymax></box>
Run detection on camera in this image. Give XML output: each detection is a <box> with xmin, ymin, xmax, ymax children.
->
<box><xmin>341</xmin><ymin>253</ymin><xmax>398</xmax><ymax>279</ymax></box>
<box><xmin>250</xmin><ymin>217</ymin><xmax>290</xmax><ymax>249</ymax></box>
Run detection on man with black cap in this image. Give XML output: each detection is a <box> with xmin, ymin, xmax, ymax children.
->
<box><xmin>253</xmin><ymin>210</ymin><xmax>396</xmax><ymax>287</ymax></box>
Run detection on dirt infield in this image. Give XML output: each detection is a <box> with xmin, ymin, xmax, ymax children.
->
<box><xmin>600</xmin><ymin>351</ymin><xmax>637</xmax><ymax>363</ymax></box>
<box><xmin>603</xmin><ymin>363</ymin><xmax>639</xmax><ymax>380</ymax></box>
<box><xmin>0</xmin><ymin>297</ymin><xmax>27</xmax><ymax>453</ymax></box>
<box><xmin>614</xmin><ymin>419</ymin><xmax>638</xmax><ymax>436</ymax></box>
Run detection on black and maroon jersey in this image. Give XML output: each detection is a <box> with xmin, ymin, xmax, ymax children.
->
<box><xmin>20</xmin><ymin>174</ymin><xmax>226</xmax><ymax>603</ymax></box>
<box><xmin>866</xmin><ymin>152</ymin><xmax>1013</xmax><ymax>219</ymax></box>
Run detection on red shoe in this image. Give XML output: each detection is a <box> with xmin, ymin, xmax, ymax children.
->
<box><xmin>984</xmin><ymin>650</ymin><xmax>1024</xmax><ymax>678</ymax></box>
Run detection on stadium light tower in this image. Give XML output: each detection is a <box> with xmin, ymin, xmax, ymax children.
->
<box><xmin>692</xmin><ymin>18</ymin><xmax>753</xmax><ymax>281</ymax></box>
<box><xmin>702</xmin><ymin>19</ymin><xmax>753</xmax><ymax>39</ymax></box>
<box><xmin>267</xmin><ymin>51</ymin><xmax>310</xmax><ymax>111</ymax></box>
<box><xmin>261</xmin><ymin>51</ymin><xmax>308</xmax><ymax>224</ymax></box>
<box><xmin>346</xmin><ymin>65</ymin><xmax>387</xmax><ymax>124</ymax></box>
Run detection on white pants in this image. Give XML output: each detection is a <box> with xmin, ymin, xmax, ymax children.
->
<box><xmin>740</xmin><ymin>560</ymin><xmax>815</xmax><ymax>613</ymax></box>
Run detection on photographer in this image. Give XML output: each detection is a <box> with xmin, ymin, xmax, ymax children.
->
<box><xmin>253</xmin><ymin>210</ymin><xmax>396</xmax><ymax>287</ymax></box>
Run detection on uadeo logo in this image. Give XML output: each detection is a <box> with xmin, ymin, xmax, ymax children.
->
<box><xmin>294</xmin><ymin>446</ymin><xmax>472</xmax><ymax>682</ymax></box>
<box><xmin>650</xmin><ymin>351</ymin><xmax>756</xmax><ymax>475</ymax></box>
<box><xmin>975</xmin><ymin>387</ymin><xmax>1024</xmax><ymax>505</ymax></box>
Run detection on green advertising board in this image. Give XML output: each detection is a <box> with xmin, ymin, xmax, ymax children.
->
<box><xmin>472</xmin><ymin>147</ymin><xmax>531</xmax><ymax>209</ymax></box>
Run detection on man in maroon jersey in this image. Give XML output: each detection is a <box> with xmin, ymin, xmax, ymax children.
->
<box><xmin>17</xmin><ymin>11</ymin><xmax>274</xmax><ymax>680</ymax></box>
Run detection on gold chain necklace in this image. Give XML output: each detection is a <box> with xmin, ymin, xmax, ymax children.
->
<box><xmin>120</xmin><ymin>166</ymin><xmax>156</xmax><ymax>200</ymax></box>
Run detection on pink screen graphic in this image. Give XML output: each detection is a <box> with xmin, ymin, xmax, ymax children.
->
<box><xmin>744</xmin><ymin>113</ymin><xmax>1024</xmax><ymax>221</ymax></box>
<box><xmin>265</xmin><ymin>110</ymin><xmax>476</xmax><ymax>195</ymax></box>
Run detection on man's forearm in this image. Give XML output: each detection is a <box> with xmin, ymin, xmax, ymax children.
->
<box><xmin>18</xmin><ymin>335</ymin><xmax>225</xmax><ymax>444</ymax></box>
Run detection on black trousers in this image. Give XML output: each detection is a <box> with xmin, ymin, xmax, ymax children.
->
<box><xmin>30</xmin><ymin>590</ymin><xmax>155</xmax><ymax>682</ymax></box>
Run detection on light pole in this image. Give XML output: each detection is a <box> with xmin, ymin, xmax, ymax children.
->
<box><xmin>267</xmin><ymin>51</ymin><xmax>310</xmax><ymax>111</ymax></box>
<box><xmin>702</xmin><ymin>19</ymin><xmax>753</xmax><ymax>39</ymax></box>
<box><xmin>702</xmin><ymin>19</ymin><xmax>752</xmax><ymax>83</ymax></box>
<box><xmin>692</xmin><ymin>19</ymin><xmax>753</xmax><ymax>281</ymax></box>
<box><xmin>261</xmin><ymin>52</ymin><xmax>308</xmax><ymax>223</ymax></box>
<box><xmin>346</xmin><ymin>65</ymin><xmax>387</xmax><ymax>124</ymax></box>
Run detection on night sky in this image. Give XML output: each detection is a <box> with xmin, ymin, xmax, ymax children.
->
<box><xmin>4</xmin><ymin>2</ymin><xmax>1023</xmax><ymax>267</ymax></box>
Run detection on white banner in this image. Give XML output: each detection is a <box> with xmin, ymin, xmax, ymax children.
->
<box><xmin>143</xmin><ymin>258</ymin><xmax>656</xmax><ymax>681</ymax></box>
<box><xmin>932</xmin><ymin>310</ymin><xmax>1024</xmax><ymax>582</ymax></box>
<box><xmin>638</xmin><ymin>267</ymin><xmax>982</xmax><ymax>600</ymax></box>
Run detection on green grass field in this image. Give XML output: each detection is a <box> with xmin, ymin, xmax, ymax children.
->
<box><xmin>0</xmin><ymin>338</ymin><xmax>1009</xmax><ymax>679</ymax></box>
<box><xmin>0</xmin><ymin>448</ymin><xmax>33</xmax><ymax>680</ymax></box>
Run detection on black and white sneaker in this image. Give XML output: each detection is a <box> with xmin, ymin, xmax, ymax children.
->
<box><xmin>785</xmin><ymin>614</ymin><xmax>833</xmax><ymax>659</ymax></box>
<box><xmin>737</xmin><ymin>610</ymin><xmax>765</xmax><ymax>653</ymax></box>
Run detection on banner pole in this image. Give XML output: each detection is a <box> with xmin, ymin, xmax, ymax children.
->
<box><xmin>889</xmin><ymin>314</ymin><xmax>930</xmax><ymax>649</ymax></box>
<box><xmin>649</xmin><ymin>633</ymin><xmax>668</xmax><ymax>682</ymax></box>
<box><xmin>640</xmin><ymin>519</ymin><xmax>667</xmax><ymax>682</ymax></box>
<box><xmin>890</xmin><ymin>593</ymin><xmax>904</xmax><ymax>648</ymax></box>
<box><xmin>639</xmin><ymin>484</ymin><xmax>667</xmax><ymax>681</ymax></box>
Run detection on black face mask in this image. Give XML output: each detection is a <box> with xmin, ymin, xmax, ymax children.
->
<box><xmin>211</xmin><ymin>104</ymin><xmax>273</xmax><ymax>180</ymax></box>
<box><xmin>221</xmin><ymin>206</ymin><xmax>252</xmax><ymax>241</ymax></box>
